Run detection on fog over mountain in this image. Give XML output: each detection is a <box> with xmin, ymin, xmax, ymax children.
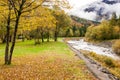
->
<box><xmin>68</xmin><ymin>0</ymin><xmax>120</xmax><ymax>21</ymax></box>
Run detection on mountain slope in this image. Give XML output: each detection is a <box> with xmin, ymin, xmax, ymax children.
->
<box><xmin>71</xmin><ymin>15</ymin><xmax>99</xmax><ymax>26</ymax></box>
<box><xmin>71</xmin><ymin>0</ymin><xmax>120</xmax><ymax>21</ymax></box>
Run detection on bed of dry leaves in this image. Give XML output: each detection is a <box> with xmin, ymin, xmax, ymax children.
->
<box><xmin>0</xmin><ymin>53</ymin><xmax>97</xmax><ymax>80</ymax></box>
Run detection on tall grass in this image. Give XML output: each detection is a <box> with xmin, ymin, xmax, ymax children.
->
<box><xmin>81</xmin><ymin>50</ymin><xmax>120</xmax><ymax>78</ymax></box>
<box><xmin>112</xmin><ymin>40</ymin><xmax>120</xmax><ymax>55</ymax></box>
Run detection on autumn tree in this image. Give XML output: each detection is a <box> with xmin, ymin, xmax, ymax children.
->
<box><xmin>110</xmin><ymin>12</ymin><xmax>117</xmax><ymax>26</ymax></box>
<box><xmin>109</xmin><ymin>12</ymin><xmax>117</xmax><ymax>38</ymax></box>
<box><xmin>0</xmin><ymin>0</ymin><xmax>70</xmax><ymax>65</ymax></box>
<box><xmin>117</xmin><ymin>16</ymin><xmax>120</xmax><ymax>26</ymax></box>
<box><xmin>0</xmin><ymin>1</ymin><xmax>8</xmax><ymax>44</ymax></box>
<box><xmin>117</xmin><ymin>16</ymin><xmax>120</xmax><ymax>38</ymax></box>
<box><xmin>1</xmin><ymin>0</ymin><xmax>47</xmax><ymax>65</ymax></box>
<box><xmin>0</xmin><ymin>22</ymin><xmax>6</xmax><ymax>43</ymax></box>
<box><xmin>18</xmin><ymin>13</ymin><xmax>33</xmax><ymax>41</ymax></box>
<box><xmin>29</xmin><ymin>1</ymin><xmax>70</xmax><ymax>43</ymax></box>
<box><xmin>52</xmin><ymin>10</ymin><xmax>72</xmax><ymax>41</ymax></box>
<box><xmin>85</xmin><ymin>20</ymin><xmax>120</xmax><ymax>40</ymax></box>
<box><xmin>30</xmin><ymin>7</ymin><xmax>56</xmax><ymax>44</ymax></box>
<box><xmin>0</xmin><ymin>14</ymin><xmax>7</xmax><ymax>43</ymax></box>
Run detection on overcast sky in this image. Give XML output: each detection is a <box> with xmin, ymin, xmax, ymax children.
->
<box><xmin>66</xmin><ymin>0</ymin><xmax>98</xmax><ymax>20</ymax></box>
<box><xmin>67</xmin><ymin>0</ymin><xmax>98</xmax><ymax>11</ymax></box>
<box><xmin>67</xmin><ymin>0</ymin><xmax>120</xmax><ymax>21</ymax></box>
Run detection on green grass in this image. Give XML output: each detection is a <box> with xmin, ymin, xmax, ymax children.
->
<box><xmin>0</xmin><ymin>39</ymin><xmax>72</xmax><ymax>57</ymax></box>
<box><xmin>0</xmin><ymin>39</ymin><xmax>96</xmax><ymax>80</ymax></box>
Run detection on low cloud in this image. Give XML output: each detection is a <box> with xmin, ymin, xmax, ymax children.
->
<box><xmin>68</xmin><ymin>0</ymin><xmax>120</xmax><ymax>21</ymax></box>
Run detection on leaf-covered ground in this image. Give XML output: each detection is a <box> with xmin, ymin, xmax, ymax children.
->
<box><xmin>0</xmin><ymin>40</ymin><xmax>97</xmax><ymax>80</ymax></box>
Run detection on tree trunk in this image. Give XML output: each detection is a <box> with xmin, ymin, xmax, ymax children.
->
<box><xmin>2</xmin><ymin>35</ymin><xmax>7</xmax><ymax>43</ymax></box>
<box><xmin>37</xmin><ymin>38</ymin><xmax>40</xmax><ymax>44</ymax></box>
<box><xmin>47</xmin><ymin>31</ymin><xmax>50</xmax><ymax>42</ymax></box>
<box><xmin>34</xmin><ymin>38</ymin><xmax>37</xmax><ymax>45</ymax></box>
<box><xmin>41</xmin><ymin>32</ymin><xmax>44</xmax><ymax>43</ymax></box>
<box><xmin>5</xmin><ymin>27</ymin><xmax>10</xmax><ymax>65</ymax></box>
<box><xmin>5</xmin><ymin>6</ymin><xmax>11</xmax><ymax>64</ymax></box>
<box><xmin>119</xmin><ymin>27</ymin><xmax>120</xmax><ymax>39</ymax></box>
<box><xmin>8</xmin><ymin>13</ymin><xmax>21</xmax><ymax>65</ymax></box>
<box><xmin>9</xmin><ymin>35</ymin><xmax>12</xmax><ymax>42</ymax></box>
<box><xmin>54</xmin><ymin>31</ymin><xmax>58</xmax><ymax>42</ymax></box>
<box><xmin>22</xmin><ymin>34</ymin><xmax>25</xmax><ymax>42</ymax></box>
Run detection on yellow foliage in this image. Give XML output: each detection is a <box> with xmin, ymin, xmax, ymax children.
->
<box><xmin>18</xmin><ymin>7</ymin><xmax>57</xmax><ymax>32</ymax></box>
<box><xmin>112</xmin><ymin>40</ymin><xmax>120</xmax><ymax>55</ymax></box>
<box><xmin>114</xmin><ymin>26</ymin><xmax>120</xmax><ymax>33</ymax></box>
<box><xmin>31</xmin><ymin>7</ymin><xmax>57</xmax><ymax>30</ymax></box>
<box><xmin>0</xmin><ymin>53</ymin><xmax>96</xmax><ymax>80</ymax></box>
<box><xmin>85</xmin><ymin>20</ymin><xmax>120</xmax><ymax>40</ymax></box>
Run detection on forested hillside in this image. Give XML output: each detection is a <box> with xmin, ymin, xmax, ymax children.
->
<box><xmin>64</xmin><ymin>15</ymin><xmax>99</xmax><ymax>37</ymax></box>
<box><xmin>71</xmin><ymin>15</ymin><xmax>99</xmax><ymax>26</ymax></box>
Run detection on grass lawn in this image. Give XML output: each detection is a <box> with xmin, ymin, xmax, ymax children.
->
<box><xmin>0</xmin><ymin>39</ymin><xmax>96</xmax><ymax>80</ymax></box>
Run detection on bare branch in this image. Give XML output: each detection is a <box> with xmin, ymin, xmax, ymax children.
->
<box><xmin>8</xmin><ymin>0</ymin><xmax>18</xmax><ymax>17</ymax></box>
<box><xmin>22</xmin><ymin>0</ymin><xmax>47</xmax><ymax>13</ymax></box>
<box><xmin>22</xmin><ymin>0</ymin><xmax>35</xmax><ymax>9</ymax></box>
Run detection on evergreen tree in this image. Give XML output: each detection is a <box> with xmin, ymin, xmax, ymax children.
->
<box><xmin>117</xmin><ymin>16</ymin><xmax>120</xmax><ymax>26</ymax></box>
<box><xmin>109</xmin><ymin>12</ymin><xmax>117</xmax><ymax>38</ymax></box>
<box><xmin>117</xmin><ymin>16</ymin><xmax>120</xmax><ymax>39</ymax></box>
<box><xmin>110</xmin><ymin>12</ymin><xmax>117</xmax><ymax>26</ymax></box>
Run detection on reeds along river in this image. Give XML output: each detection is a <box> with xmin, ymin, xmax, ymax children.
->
<box><xmin>67</xmin><ymin>39</ymin><xmax>120</xmax><ymax>60</ymax></box>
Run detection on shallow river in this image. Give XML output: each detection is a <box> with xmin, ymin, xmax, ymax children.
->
<box><xmin>68</xmin><ymin>39</ymin><xmax>120</xmax><ymax>60</ymax></box>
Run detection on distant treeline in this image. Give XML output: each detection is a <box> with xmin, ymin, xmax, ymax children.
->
<box><xmin>65</xmin><ymin>15</ymin><xmax>100</xmax><ymax>37</ymax></box>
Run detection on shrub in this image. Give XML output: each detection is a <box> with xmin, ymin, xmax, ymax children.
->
<box><xmin>112</xmin><ymin>40</ymin><xmax>120</xmax><ymax>55</ymax></box>
<box><xmin>89</xmin><ymin>52</ymin><xmax>115</xmax><ymax>67</ymax></box>
<box><xmin>104</xmin><ymin>58</ymin><xmax>115</xmax><ymax>68</ymax></box>
<box><xmin>85</xmin><ymin>20</ymin><xmax>120</xmax><ymax>40</ymax></box>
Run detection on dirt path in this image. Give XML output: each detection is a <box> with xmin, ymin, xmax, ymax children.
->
<box><xmin>67</xmin><ymin>43</ymin><xmax>119</xmax><ymax>80</ymax></box>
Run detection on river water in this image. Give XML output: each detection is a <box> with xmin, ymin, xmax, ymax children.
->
<box><xmin>68</xmin><ymin>39</ymin><xmax>120</xmax><ymax>60</ymax></box>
